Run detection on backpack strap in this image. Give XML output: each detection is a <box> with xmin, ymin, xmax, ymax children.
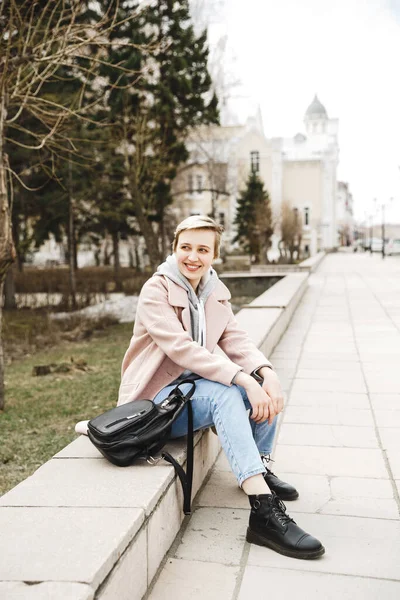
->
<box><xmin>162</xmin><ymin>380</ymin><xmax>195</xmax><ymax>514</ymax></box>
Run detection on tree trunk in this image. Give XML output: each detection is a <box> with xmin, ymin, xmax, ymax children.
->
<box><xmin>68</xmin><ymin>161</ymin><xmax>77</xmax><ymax>310</ymax></box>
<box><xmin>103</xmin><ymin>240</ymin><xmax>111</xmax><ymax>265</ymax></box>
<box><xmin>112</xmin><ymin>231</ymin><xmax>120</xmax><ymax>274</ymax></box>
<box><xmin>0</xmin><ymin>92</ymin><xmax>16</xmax><ymax>410</ymax></box>
<box><xmin>133</xmin><ymin>236</ymin><xmax>142</xmax><ymax>272</ymax></box>
<box><xmin>132</xmin><ymin>198</ymin><xmax>161</xmax><ymax>270</ymax></box>
<box><xmin>73</xmin><ymin>230</ymin><xmax>78</xmax><ymax>271</ymax></box>
<box><xmin>112</xmin><ymin>230</ymin><xmax>121</xmax><ymax>290</ymax></box>
<box><xmin>3</xmin><ymin>268</ymin><xmax>17</xmax><ymax>310</ymax></box>
<box><xmin>159</xmin><ymin>206</ymin><xmax>166</xmax><ymax>259</ymax></box>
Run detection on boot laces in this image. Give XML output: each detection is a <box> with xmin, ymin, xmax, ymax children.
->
<box><xmin>271</xmin><ymin>493</ymin><xmax>295</xmax><ymax>526</ymax></box>
<box><xmin>261</xmin><ymin>454</ymin><xmax>277</xmax><ymax>477</ymax></box>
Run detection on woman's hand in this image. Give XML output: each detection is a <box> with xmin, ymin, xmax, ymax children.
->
<box><xmin>234</xmin><ymin>372</ymin><xmax>278</xmax><ymax>424</ymax></box>
<box><xmin>258</xmin><ymin>367</ymin><xmax>285</xmax><ymax>416</ymax></box>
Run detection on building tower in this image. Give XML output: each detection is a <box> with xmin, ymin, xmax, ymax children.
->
<box><xmin>304</xmin><ymin>94</ymin><xmax>328</xmax><ymax>136</ymax></box>
<box><xmin>303</xmin><ymin>94</ymin><xmax>339</xmax><ymax>249</ymax></box>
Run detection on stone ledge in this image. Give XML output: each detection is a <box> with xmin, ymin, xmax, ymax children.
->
<box><xmin>249</xmin><ymin>251</ymin><xmax>326</xmax><ymax>274</ymax></box>
<box><xmin>0</xmin><ymin>270</ymin><xmax>310</xmax><ymax>600</ymax></box>
<box><xmin>245</xmin><ymin>273</ymin><xmax>308</xmax><ymax>309</ymax></box>
<box><xmin>298</xmin><ymin>251</ymin><xmax>326</xmax><ymax>272</ymax></box>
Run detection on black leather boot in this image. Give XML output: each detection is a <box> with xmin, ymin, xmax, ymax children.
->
<box><xmin>262</xmin><ymin>455</ymin><xmax>299</xmax><ymax>501</ymax></box>
<box><xmin>247</xmin><ymin>492</ymin><xmax>325</xmax><ymax>559</ymax></box>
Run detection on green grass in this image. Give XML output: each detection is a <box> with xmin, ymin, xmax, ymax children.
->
<box><xmin>0</xmin><ymin>321</ymin><xmax>134</xmax><ymax>495</ymax></box>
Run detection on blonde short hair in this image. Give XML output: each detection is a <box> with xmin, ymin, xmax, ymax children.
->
<box><xmin>172</xmin><ymin>215</ymin><xmax>224</xmax><ymax>259</ymax></box>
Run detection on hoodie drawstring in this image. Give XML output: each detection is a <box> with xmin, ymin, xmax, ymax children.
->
<box><xmin>197</xmin><ymin>298</ymin><xmax>206</xmax><ymax>348</ymax></box>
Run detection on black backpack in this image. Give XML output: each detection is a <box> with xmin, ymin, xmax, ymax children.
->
<box><xmin>87</xmin><ymin>380</ymin><xmax>196</xmax><ymax>514</ymax></box>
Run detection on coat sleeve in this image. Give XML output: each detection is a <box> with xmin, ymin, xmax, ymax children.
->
<box><xmin>137</xmin><ymin>278</ymin><xmax>243</xmax><ymax>387</ymax></box>
<box><xmin>217</xmin><ymin>299</ymin><xmax>273</xmax><ymax>374</ymax></box>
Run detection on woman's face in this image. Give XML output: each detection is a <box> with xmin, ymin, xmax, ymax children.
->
<box><xmin>175</xmin><ymin>228</ymin><xmax>216</xmax><ymax>289</ymax></box>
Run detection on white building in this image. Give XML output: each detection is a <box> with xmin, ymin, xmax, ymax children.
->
<box><xmin>280</xmin><ymin>95</ymin><xmax>340</xmax><ymax>254</ymax></box>
<box><xmin>171</xmin><ymin>108</ymin><xmax>282</xmax><ymax>253</ymax></box>
<box><xmin>32</xmin><ymin>97</ymin><xmax>343</xmax><ymax>266</ymax></box>
<box><xmin>172</xmin><ymin>95</ymin><xmax>341</xmax><ymax>257</ymax></box>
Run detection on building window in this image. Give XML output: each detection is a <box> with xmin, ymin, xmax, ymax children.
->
<box><xmin>219</xmin><ymin>212</ymin><xmax>225</xmax><ymax>228</ymax></box>
<box><xmin>304</xmin><ymin>207</ymin><xmax>310</xmax><ymax>226</ymax></box>
<box><xmin>197</xmin><ymin>175</ymin><xmax>203</xmax><ymax>193</ymax></box>
<box><xmin>250</xmin><ymin>151</ymin><xmax>260</xmax><ymax>173</ymax></box>
<box><xmin>188</xmin><ymin>174</ymin><xmax>194</xmax><ymax>194</ymax></box>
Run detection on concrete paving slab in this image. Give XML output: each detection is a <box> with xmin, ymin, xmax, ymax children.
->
<box><xmin>235</xmin><ymin>308</ymin><xmax>282</xmax><ymax>348</ymax></box>
<box><xmin>274</xmin><ymin>446</ymin><xmax>388</xmax><ymax>478</ymax></box>
<box><xmin>0</xmin><ymin>582</ymin><xmax>94</xmax><ymax>600</ymax></box>
<box><xmin>269</xmin><ymin>472</ymin><xmax>330</xmax><ymax>513</ymax></box>
<box><xmin>370</xmin><ymin>394</ymin><xmax>400</xmax><ymax>410</ymax></box>
<box><xmin>247</xmin><ymin>512</ymin><xmax>400</xmax><ymax>580</ymax></box>
<box><xmin>364</xmin><ymin>377</ymin><xmax>400</xmax><ymax>393</ymax></box>
<box><xmin>385</xmin><ymin>449</ymin><xmax>400</xmax><ymax>479</ymax></box>
<box><xmin>330</xmin><ymin>477</ymin><xmax>394</xmax><ymax>498</ymax></box>
<box><xmin>379</xmin><ymin>427</ymin><xmax>400</xmax><ymax>451</ymax></box>
<box><xmin>54</xmin><ymin>436</ymin><xmax>103</xmax><ymax>459</ymax></box>
<box><xmin>270</xmin><ymin>350</ymin><xmax>301</xmax><ymax>360</ymax></box>
<box><xmin>248</xmin><ymin>273</ymin><xmax>308</xmax><ymax>308</ymax></box>
<box><xmin>214</xmin><ymin>452</ymin><xmax>231</xmax><ymax>471</ymax></box>
<box><xmin>299</xmin><ymin>353</ymin><xmax>360</xmax><ymax>362</ymax></box>
<box><xmin>148</xmin><ymin>559</ymin><xmax>239</xmax><ymax>600</ymax></box>
<box><xmin>318</xmin><ymin>497</ymin><xmax>399</xmax><ymax>519</ymax></box>
<box><xmin>238</xmin><ymin>566</ymin><xmax>400</xmax><ymax>600</ymax></box>
<box><xmin>147</xmin><ymin>480</ymin><xmax>185</xmax><ymax>584</ymax></box>
<box><xmin>302</xmin><ymin>346</ymin><xmax>359</xmax><ymax>356</ymax></box>
<box><xmin>297</xmin><ymin>359</ymin><xmax>362</xmax><ymax>371</ymax></box>
<box><xmin>284</xmin><ymin>406</ymin><xmax>375</xmax><ymax>426</ymax></box>
<box><xmin>278</xmin><ymin>424</ymin><xmax>378</xmax><ymax>448</ymax></box>
<box><xmin>174</xmin><ymin>507</ymin><xmax>247</xmax><ymax>565</ymax></box>
<box><xmin>374</xmin><ymin>410</ymin><xmax>400</xmax><ymax>427</ymax></box>
<box><xmin>296</xmin><ymin>368</ymin><xmax>365</xmax><ymax>382</ymax></box>
<box><xmin>0</xmin><ymin>507</ymin><xmax>143</xmax><ymax>586</ymax></box>
<box><xmin>0</xmin><ymin>458</ymin><xmax>173</xmax><ymax>516</ymax></box>
<box><xmin>196</xmin><ymin>470</ymin><xmax>248</xmax><ymax>509</ymax></box>
<box><xmin>269</xmin><ymin>359</ymin><xmax>298</xmax><ymax>369</ymax></box>
<box><xmin>291</xmin><ymin>378</ymin><xmax>367</xmax><ymax>394</ymax></box>
<box><xmin>288</xmin><ymin>391</ymin><xmax>370</xmax><ymax>409</ymax></box>
<box><xmin>97</xmin><ymin>528</ymin><xmax>147</xmax><ymax>600</ymax></box>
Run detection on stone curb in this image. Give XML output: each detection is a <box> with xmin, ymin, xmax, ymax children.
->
<box><xmin>0</xmin><ymin>269</ymin><xmax>313</xmax><ymax>600</ymax></box>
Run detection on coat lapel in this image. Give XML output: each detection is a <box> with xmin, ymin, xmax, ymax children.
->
<box><xmin>165</xmin><ymin>278</ymin><xmax>191</xmax><ymax>332</ymax></box>
<box><xmin>164</xmin><ymin>276</ymin><xmax>232</xmax><ymax>345</ymax></box>
<box><xmin>205</xmin><ymin>296</ymin><xmax>230</xmax><ymax>351</ymax></box>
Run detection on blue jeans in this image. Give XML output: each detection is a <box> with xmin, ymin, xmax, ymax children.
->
<box><xmin>153</xmin><ymin>378</ymin><xmax>277</xmax><ymax>487</ymax></box>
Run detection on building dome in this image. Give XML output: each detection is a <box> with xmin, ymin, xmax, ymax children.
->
<box><xmin>305</xmin><ymin>95</ymin><xmax>327</xmax><ymax>119</ymax></box>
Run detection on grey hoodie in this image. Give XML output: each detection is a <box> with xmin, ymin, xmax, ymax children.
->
<box><xmin>154</xmin><ymin>254</ymin><xmax>219</xmax><ymax>382</ymax></box>
<box><xmin>155</xmin><ymin>253</ymin><xmax>219</xmax><ymax>345</ymax></box>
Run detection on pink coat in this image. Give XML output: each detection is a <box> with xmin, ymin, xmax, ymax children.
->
<box><xmin>117</xmin><ymin>275</ymin><xmax>272</xmax><ymax>405</ymax></box>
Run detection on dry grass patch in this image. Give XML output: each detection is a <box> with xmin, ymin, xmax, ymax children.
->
<box><xmin>0</xmin><ymin>321</ymin><xmax>133</xmax><ymax>495</ymax></box>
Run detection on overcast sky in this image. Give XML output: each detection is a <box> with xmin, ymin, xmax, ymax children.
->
<box><xmin>205</xmin><ymin>0</ymin><xmax>400</xmax><ymax>224</ymax></box>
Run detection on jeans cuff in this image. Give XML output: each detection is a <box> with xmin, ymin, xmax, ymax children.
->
<box><xmin>238</xmin><ymin>466</ymin><xmax>266</xmax><ymax>488</ymax></box>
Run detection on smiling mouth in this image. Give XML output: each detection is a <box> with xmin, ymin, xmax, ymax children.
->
<box><xmin>184</xmin><ymin>264</ymin><xmax>201</xmax><ymax>271</ymax></box>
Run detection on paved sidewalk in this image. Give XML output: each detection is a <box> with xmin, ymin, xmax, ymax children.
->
<box><xmin>147</xmin><ymin>252</ymin><xmax>400</xmax><ymax>600</ymax></box>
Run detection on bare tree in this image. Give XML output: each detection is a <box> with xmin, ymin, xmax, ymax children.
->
<box><xmin>0</xmin><ymin>0</ymin><xmax>145</xmax><ymax>409</ymax></box>
<box><xmin>279</xmin><ymin>201</ymin><xmax>303</xmax><ymax>264</ymax></box>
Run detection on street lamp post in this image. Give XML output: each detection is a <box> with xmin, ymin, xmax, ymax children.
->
<box><xmin>369</xmin><ymin>214</ymin><xmax>373</xmax><ymax>255</ymax></box>
<box><xmin>379</xmin><ymin>197</ymin><xmax>393</xmax><ymax>260</ymax></box>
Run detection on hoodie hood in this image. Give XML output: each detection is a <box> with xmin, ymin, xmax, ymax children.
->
<box><xmin>154</xmin><ymin>254</ymin><xmax>219</xmax><ymax>345</ymax></box>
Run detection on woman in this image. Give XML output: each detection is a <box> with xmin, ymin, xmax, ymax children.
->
<box><xmin>119</xmin><ymin>215</ymin><xmax>324</xmax><ymax>559</ymax></box>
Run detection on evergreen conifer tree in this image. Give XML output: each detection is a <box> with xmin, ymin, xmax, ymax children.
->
<box><xmin>234</xmin><ymin>172</ymin><xmax>273</xmax><ymax>264</ymax></box>
<box><xmin>96</xmin><ymin>0</ymin><xmax>219</xmax><ymax>268</ymax></box>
